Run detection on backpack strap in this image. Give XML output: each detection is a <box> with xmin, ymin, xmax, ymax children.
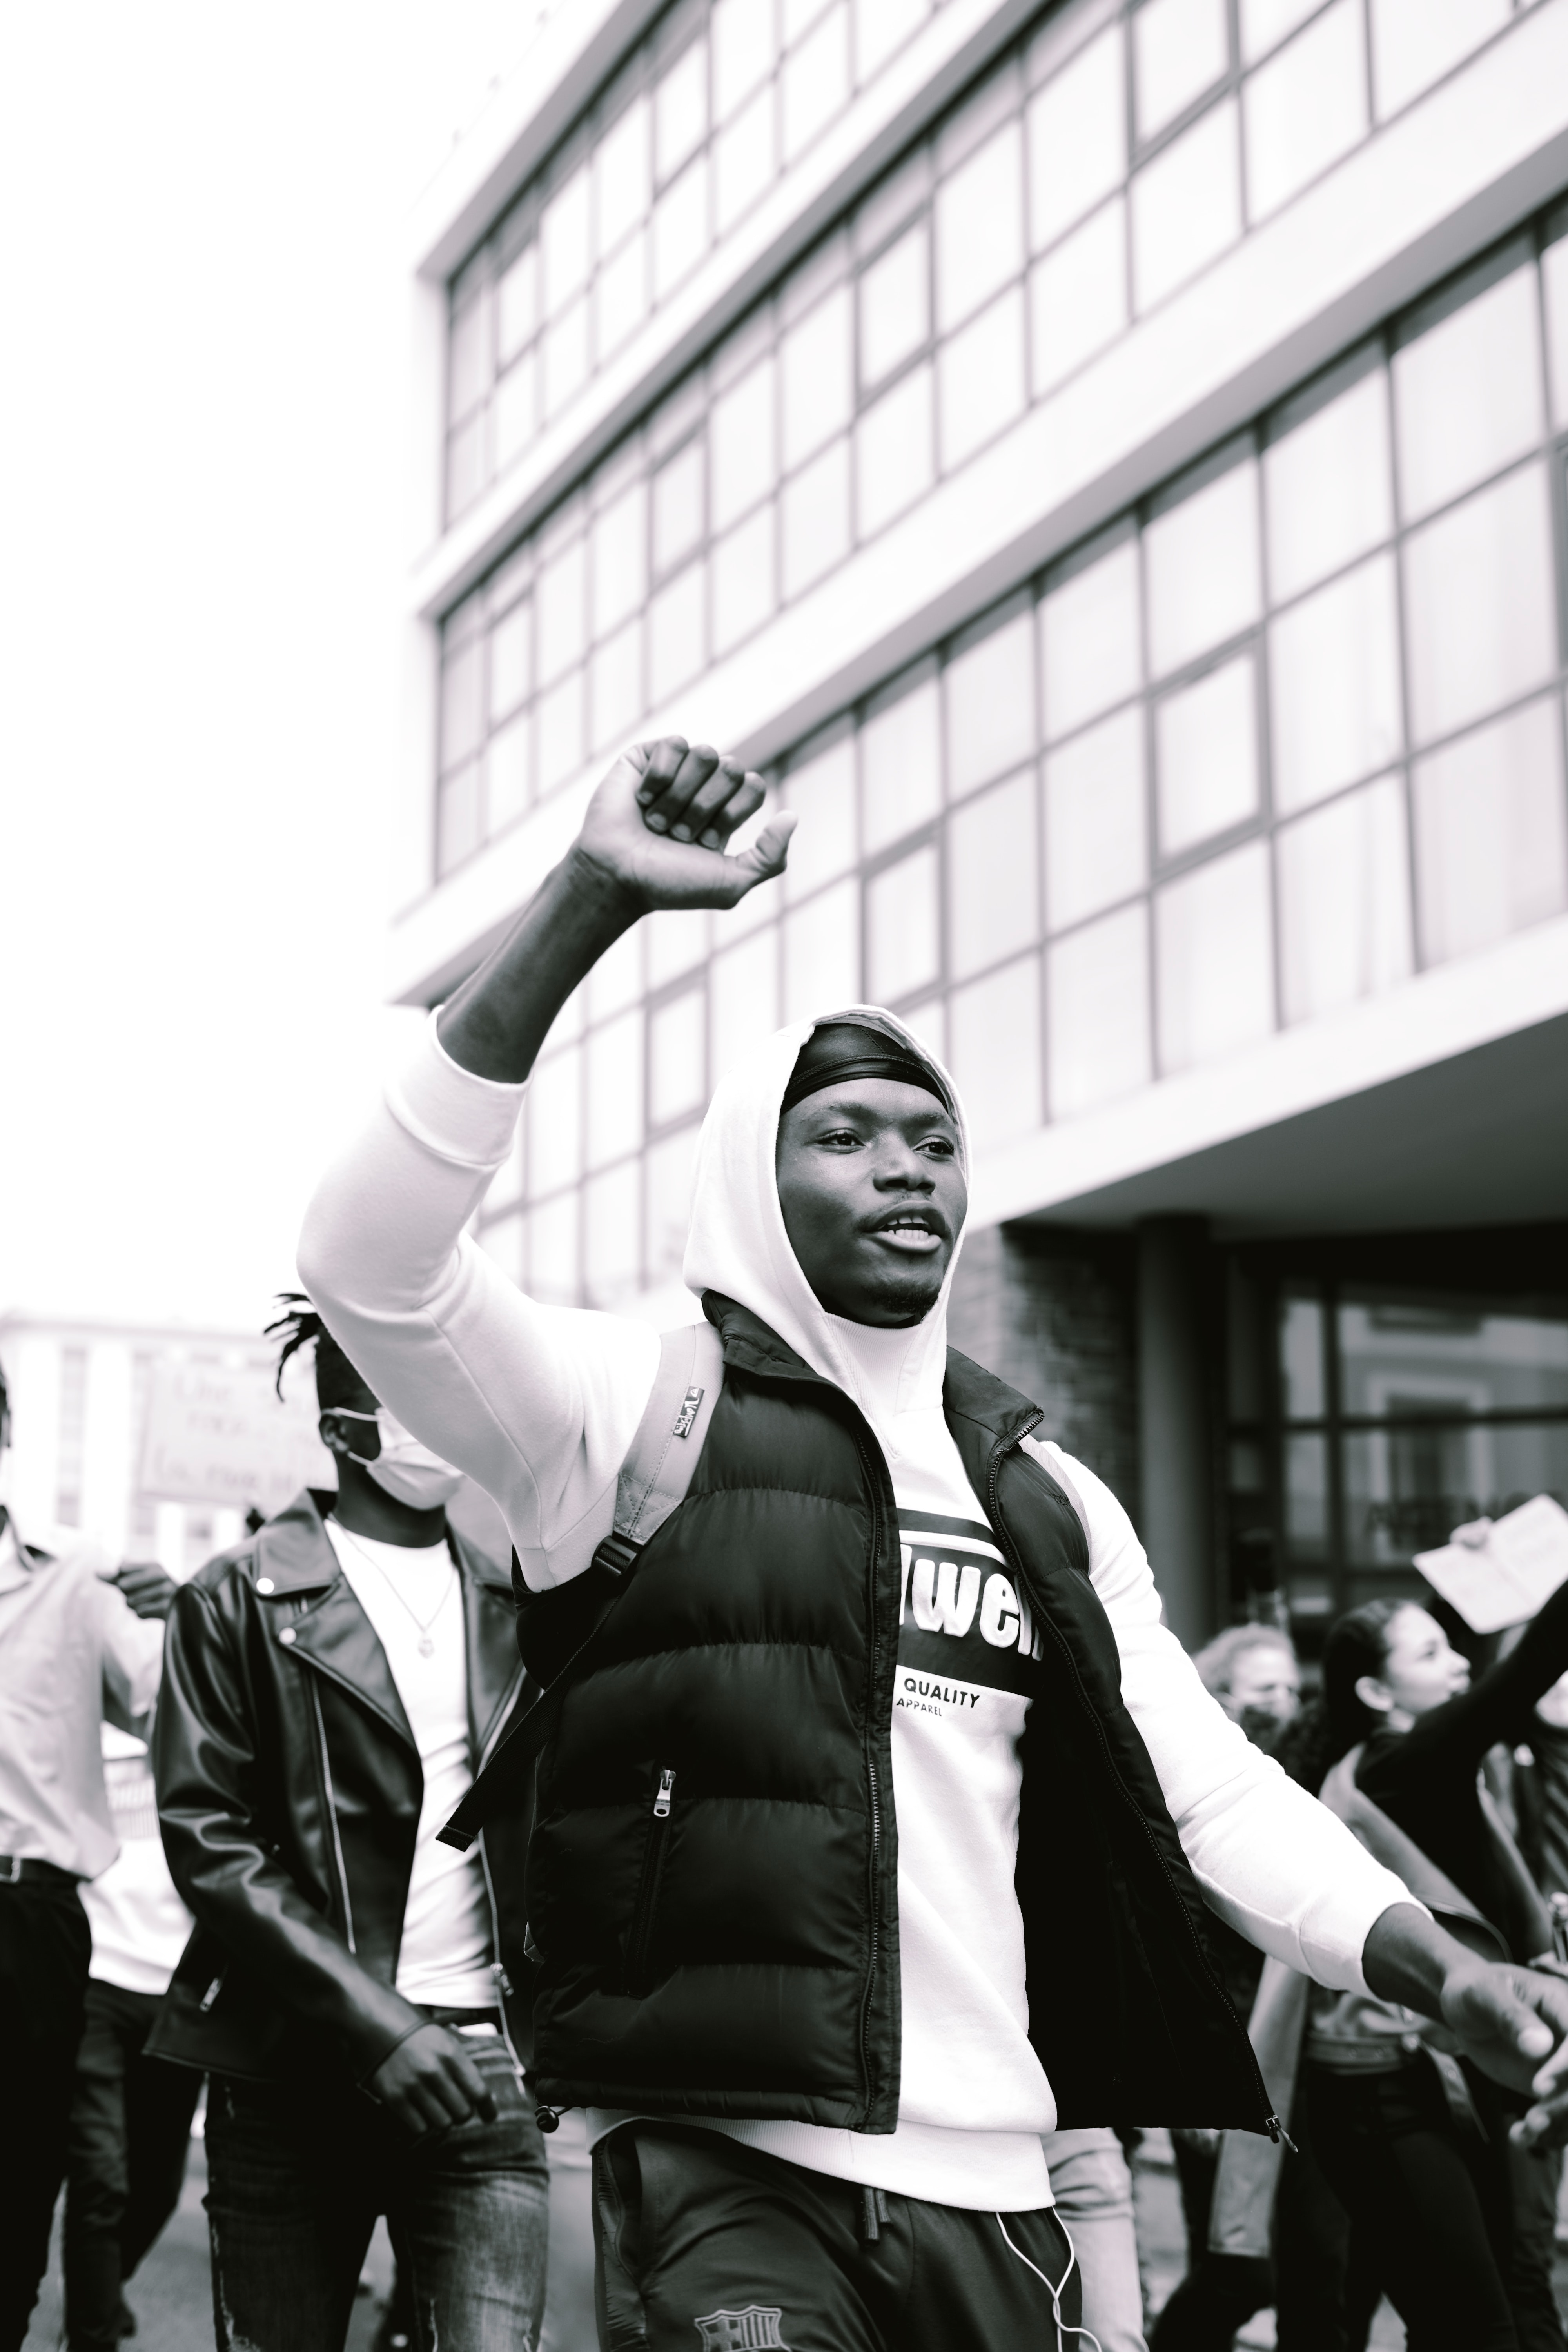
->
<box><xmin>438</xmin><ymin>1322</ymin><xmax>724</xmax><ymax>1851</ymax></box>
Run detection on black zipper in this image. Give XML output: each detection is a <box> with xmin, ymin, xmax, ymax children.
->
<box><xmin>624</xmin><ymin>1766</ymin><xmax>676</xmax><ymax>1994</ymax></box>
<box><xmin>985</xmin><ymin>1423</ymin><xmax>1281</xmax><ymax>2138</ymax></box>
<box><xmin>850</xmin><ymin>1426</ymin><xmax>889</xmax><ymax>2119</ymax></box>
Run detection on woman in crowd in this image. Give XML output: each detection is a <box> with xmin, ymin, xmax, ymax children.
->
<box><xmin>1281</xmin><ymin>1579</ymin><xmax>1568</xmax><ymax>2352</ymax></box>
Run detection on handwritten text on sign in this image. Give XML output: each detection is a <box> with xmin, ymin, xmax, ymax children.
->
<box><xmin>139</xmin><ymin>1361</ymin><xmax>334</xmax><ymax>1514</ymax></box>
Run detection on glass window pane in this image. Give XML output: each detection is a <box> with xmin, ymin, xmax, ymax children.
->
<box><xmin>590</xmin><ymin>619</ymin><xmax>644</xmax><ymax>751</ymax></box>
<box><xmin>782</xmin><ymin>733</ymin><xmax>857</xmax><ymax>897</ymax></box>
<box><xmin>937</xmin><ymin>287</ymin><xmax>1027</xmax><ymax>471</ymax></box>
<box><xmin>1277</xmin><ymin>775</ymin><xmax>1413</xmax><ymax>1024</ymax></box>
<box><xmin>1412</xmin><ymin>697</ymin><xmax>1568</xmax><ymax>964</ymax></box>
<box><xmin>1044</xmin><ymin>706</ymin><xmax>1147</xmax><ymax>930</ymax></box>
<box><xmin>781</xmin><ymin>439</ymin><xmax>852</xmax><ymax>597</ymax></box>
<box><xmin>1339</xmin><ymin>1294</ymin><xmax>1568</xmax><ymax>1417</ymax></box>
<box><xmin>1241</xmin><ymin>0</ymin><xmax>1324</xmax><ymax>63</ymax></box>
<box><xmin>537</xmin><ymin>669</ymin><xmax>585</xmax><ymax>794</ymax></box>
<box><xmin>441</xmin><ymin>637</ymin><xmax>484</xmax><ymax>769</ymax></box>
<box><xmin>714</xmin><ymin>0</ymin><xmax>775</xmax><ymax>115</ymax></box>
<box><xmin>528</xmin><ymin>1046</ymin><xmax>582</xmax><ymax>1195</ymax></box>
<box><xmin>1370</xmin><ymin>0</ymin><xmax>1511</xmax><ymax>121</ymax></box>
<box><xmin>542</xmin><ymin>169</ymin><xmax>591</xmax><ymax>316</ymax></box>
<box><xmin>446</xmin><ymin>412</ymin><xmax>486</xmax><ymax>519</ymax></box>
<box><xmin>1155</xmin><ymin>655</ymin><xmax>1259</xmax><ymax>857</ymax></box>
<box><xmin>857</xmin><ymin>364</ymin><xmax>934</xmax><ymax>537</ymax></box>
<box><xmin>862</xmin><ymin>673</ymin><xmax>942</xmax><ymax>854</ymax></box>
<box><xmin>783</xmin><ymin>3</ymin><xmax>851</xmax><ymax>161</ymax></box>
<box><xmin>711</xmin><ymin>359</ymin><xmax>777</xmax><ymax>531</ymax></box>
<box><xmin>585</xmin><ymin>1160</ymin><xmax>642</xmax><ymax>1307</ymax></box>
<box><xmin>449</xmin><ymin>294</ymin><xmax>491</xmax><ymax>420</ymax></box>
<box><xmin>488</xmin><ymin>601</ymin><xmax>531</xmax><ymax>722</ymax></box>
<box><xmin>1134</xmin><ymin>0</ymin><xmax>1229</xmax><ymax>141</ymax></box>
<box><xmin>1394</xmin><ymin>267</ymin><xmax>1544</xmax><ymax>523</ymax></box>
<box><xmin>715</xmin><ymin>82</ymin><xmax>777</xmax><ymax>232</ymax></box>
<box><xmin>497</xmin><ymin>245</ymin><xmax>539</xmax><ymax>363</ymax></box>
<box><xmin>711</xmin><ymin>924</ymin><xmax>779</xmax><ymax>1081</ymax></box>
<box><xmin>1264</xmin><ymin>367</ymin><xmax>1393</xmax><ymax>603</ymax></box>
<box><xmin>650</xmin><ymin>986</ymin><xmax>707</xmax><ymax>1125</ymax></box>
<box><xmin>867</xmin><ymin>843</ymin><xmax>941</xmax><ymax>1001</ymax></box>
<box><xmin>1131</xmin><ymin>101</ymin><xmax>1241</xmax><ymax>312</ymax></box>
<box><xmin>1155</xmin><ymin>839</ymin><xmax>1274</xmax><ymax>1072</ymax></box>
<box><xmin>1284</xmin><ymin>1434</ymin><xmax>1329</xmax><ymax>1559</ymax></box>
<box><xmin>784</xmin><ymin>876</ymin><xmax>861</xmax><ymax>1020</ymax></box>
<box><xmin>1345</xmin><ymin>1418</ymin><xmax>1568</xmax><ymax>1569</ymax></box>
<box><xmin>1029</xmin><ymin>200</ymin><xmax>1128</xmax><ymax>394</ymax></box>
<box><xmin>860</xmin><ymin>221</ymin><xmax>930</xmax><ymax>390</ymax></box>
<box><xmin>653</xmin><ymin>439</ymin><xmax>706</xmax><ymax>574</ymax></box>
<box><xmin>1402</xmin><ymin>464</ymin><xmax>1557</xmax><ymax>744</ymax></box>
<box><xmin>945</xmin><ymin>609</ymin><xmax>1036</xmax><ymax>797</ymax></box>
<box><xmin>1243</xmin><ymin>0</ymin><xmax>1366</xmax><ymax>221</ymax></box>
<box><xmin>1279</xmin><ymin>1290</ymin><xmax>1325</xmax><ymax>1417</ymax></box>
<box><xmin>592</xmin><ymin>482</ymin><xmax>648</xmax><ymax>638</ymax></box>
<box><xmin>711</xmin><ymin>505</ymin><xmax>776</xmax><ymax>654</ymax></box>
<box><xmin>647</xmin><ymin>1125</ymin><xmax>701</xmax><ymax>1284</ymax></box>
<box><xmin>935</xmin><ymin>123</ymin><xmax>1025</xmax><ymax>334</ymax></box>
<box><xmin>437</xmin><ymin>762</ymin><xmax>482</xmax><ymax>874</ymax></box>
<box><xmin>647</xmin><ymin>907</ymin><xmax>711</xmax><ymax>988</ymax></box>
<box><xmin>493</xmin><ymin>352</ymin><xmax>539</xmax><ymax>468</ymax></box>
<box><xmin>527</xmin><ymin>1188</ymin><xmax>580</xmax><ymax>1309</ymax></box>
<box><xmin>596</xmin><ymin>229</ymin><xmax>649</xmax><ymax>354</ymax></box>
<box><xmin>597</xmin><ymin>98</ymin><xmax>652</xmax><ymax>251</ymax></box>
<box><xmin>543</xmin><ymin>297</ymin><xmax>590</xmax><ymax>416</ymax></box>
<box><xmin>948</xmin><ymin>954</ymin><xmax>1043</xmax><ymax>1151</ymax></box>
<box><xmin>1048</xmin><ymin>900</ymin><xmax>1150</xmax><ymax>1116</ymax></box>
<box><xmin>1041</xmin><ymin>539</ymin><xmax>1142</xmax><ymax>737</ymax></box>
<box><xmin>648</xmin><ymin>564</ymin><xmax>707</xmax><ymax>702</ymax></box>
<box><xmin>781</xmin><ymin>289</ymin><xmax>854</xmax><ymax>469</ymax></box>
<box><xmin>856</xmin><ymin>0</ymin><xmax>930</xmax><ymax>79</ymax></box>
<box><xmin>1145</xmin><ymin>459</ymin><xmax>1261</xmax><ymax>676</ymax></box>
<box><xmin>1545</xmin><ymin>234</ymin><xmax>1568</xmax><ymax>429</ymax></box>
<box><xmin>586</xmin><ymin>1008</ymin><xmax>644</xmax><ymax>1169</ymax></box>
<box><xmin>536</xmin><ymin>537</ymin><xmax>587</xmax><ymax>682</ymax></box>
<box><xmin>653</xmin><ymin>158</ymin><xmax>711</xmax><ymax>300</ymax></box>
<box><xmin>948</xmin><ymin>769</ymin><xmax>1040</xmax><ymax>981</ymax></box>
<box><xmin>1269</xmin><ymin>555</ymin><xmax>1403</xmax><ymax>814</ymax></box>
<box><xmin>1027</xmin><ymin>27</ymin><xmax>1125</xmax><ymax>250</ymax></box>
<box><xmin>487</xmin><ymin>711</ymin><xmax>533</xmax><ymax>833</ymax></box>
<box><xmin>656</xmin><ymin>40</ymin><xmax>708</xmax><ymax>182</ymax></box>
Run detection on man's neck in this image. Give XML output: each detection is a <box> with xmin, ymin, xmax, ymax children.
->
<box><xmin>328</xmin><ymin>1465</ymin><xmax>448</xmax><ymax>1550</ymax></box>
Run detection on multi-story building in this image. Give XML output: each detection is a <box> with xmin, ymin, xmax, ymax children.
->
<box><xmin>396</xmin><ymin>0</ymin><xmax>1568</xmax><ymax>1646</ymax></box>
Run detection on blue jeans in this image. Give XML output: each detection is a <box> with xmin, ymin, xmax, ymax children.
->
<box><xmin>204</xmin><ymin>2039</ymin><xmax>549</xmax><ymax>2352</ymax></box>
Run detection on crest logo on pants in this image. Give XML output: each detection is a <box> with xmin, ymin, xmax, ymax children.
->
<box><xmin>694</xmin><ymin>2308</ymin><xmax>788</xmax><ymax>2350</ymax></box>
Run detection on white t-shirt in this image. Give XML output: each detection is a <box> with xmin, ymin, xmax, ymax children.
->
<box><xmin>80</xmin><ymin>1724</ymin><xmax>193</xmax><ymax>1997</ymax></box>
<box><xmin>322</xmin><ymin>1519</ymin><xmax>495</xmax><ymax>2010</ymax></box>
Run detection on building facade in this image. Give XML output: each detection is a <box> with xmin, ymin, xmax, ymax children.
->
<box><xmin>398</xmin><ymin>0</ymin><xmax>1568</xmax><ymax>1647</ymax></box>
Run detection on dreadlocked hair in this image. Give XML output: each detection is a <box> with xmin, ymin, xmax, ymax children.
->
<box><xmin>1274</xmin><ymin>1598</ymin><xmax>1406</xmax><ymax>1797</ymax></box>
<box><xmin>265</xmin><ymin>1292</ymin><xmax>365</xmax><ymax>1410</ymax></box>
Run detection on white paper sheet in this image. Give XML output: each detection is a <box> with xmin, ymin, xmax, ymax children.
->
<box><xmin>1415</xmin><ymin>1494</ymin><xmax>1568</xmax><ymax>1634</ymax></box>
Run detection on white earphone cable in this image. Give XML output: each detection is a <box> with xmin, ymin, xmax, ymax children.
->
<box><xmin>995</xmin><ymin>2212</ymin><xmax>1104</xmax><ymax>2352</ymax></box>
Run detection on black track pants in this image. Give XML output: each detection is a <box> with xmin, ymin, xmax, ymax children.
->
<box><xmin>592</xmin><ymin>2122</ymin><xmax>1083</xmax><ymax>2350</ymax></box>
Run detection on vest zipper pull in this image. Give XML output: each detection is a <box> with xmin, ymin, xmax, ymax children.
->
<box><xmin>654</xmin><ymin>1768</ymin><xmax>675</xmax><ymax>1818</ymax></box>
<box><xmin>1265</xmin><ymin>2113</ymin><xmax>1298</xmax><ymax>2152</ymax></box>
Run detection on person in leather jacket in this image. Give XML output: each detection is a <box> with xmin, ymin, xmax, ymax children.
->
<box><xmin>149</xmin><ymin>1303</ymin><xmax>545</xmax><ymax>2352</ymax></box>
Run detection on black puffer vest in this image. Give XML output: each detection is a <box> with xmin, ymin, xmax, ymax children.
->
<box><xmin>514</xmin><ymin>1297</ymin><xmax>1273</xmax><ymax>2134</ymax></box>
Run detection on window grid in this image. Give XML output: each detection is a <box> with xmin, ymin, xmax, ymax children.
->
<box><xmin>474</xmin><ymin>216</ymin><xmax>1568</xmax><ymax>1309</ymax></box>
<box><xmin>438</xmin><ymin>0</ymin><xmax>1546</xmax><ymax>882</ymax></box>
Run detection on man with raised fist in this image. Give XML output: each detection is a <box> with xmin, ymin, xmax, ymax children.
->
<box><xmin>300</xmin><ymin>738</ymin><xmax>1568</xmax><ymax>2350</ymax></box>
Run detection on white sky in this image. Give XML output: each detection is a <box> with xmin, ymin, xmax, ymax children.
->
<box><xmin>0</xmin><ymin>2</ymin><xmax>538</xmax><ymax>1334</ymax></box>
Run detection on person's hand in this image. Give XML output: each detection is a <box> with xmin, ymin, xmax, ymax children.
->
<box><xmin>1450</xmin><ymin>1516</ymin><xmax>1494</xmax><ymax>1550</ymax></box>
<box><xmin>1437</xmin><ymin>1956</ymin><xmax>1568</xmax><ymax>2144</ymax></box>
<box><xmin>364</xmin><ymin>2023</ymin><xmax>497</xmax><ymax>2138</ymax></box>
<box><xmin>576</xmin><ymin>737</ymin><xmax>795</xmax><ymax>912</ymax></box>
<box><xmin>108</xmin><ymin>1561</ymin><xmax>180</xmax><ymax>1621</ymax></box>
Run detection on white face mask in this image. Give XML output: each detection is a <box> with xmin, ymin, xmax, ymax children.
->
<box><xmin>334</xmin><ymin>1408</ymin><xmax>465</xmax><ymax>1510</ymax></box>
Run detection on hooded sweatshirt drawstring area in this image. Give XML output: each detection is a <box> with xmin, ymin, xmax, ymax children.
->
<box><xmin>299</xmin><ymin>1005</ymin><xmax>1414</xmax><ymax>2209</ymax></box>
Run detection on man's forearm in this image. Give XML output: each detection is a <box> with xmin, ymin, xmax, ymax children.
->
<box><xmin>437</xmin><ymin>846</ymin><xmax>640</xmax><ymax>1085</ymax></box>
<box><xmin>1363</xmin><ymin>1900</ymin><xmax>1477</xmax><ymax>2014</ymax></box>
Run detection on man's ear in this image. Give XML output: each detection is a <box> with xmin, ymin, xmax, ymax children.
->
<box><xmin>318</xmin><ymin>1411</ymin><xmax>354</xmax><ymax>1462</ymax></box>
<box><xmin>1355</xmin><ymin>1673</ymin><xmax>1394</xmax><ymax>1716</ymax></box>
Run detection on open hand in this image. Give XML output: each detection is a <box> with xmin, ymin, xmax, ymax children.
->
<box><xmin>364</xmin><ymin>2022</ymin><xmax>498</xmax><ymax>2139</ymax></box>
<box><xmin>1439</xmin><ymin>1956</ymin><xmax>1568</xmax><ymax>2144</ymax></box>
<box><xmin>577</xmin><ymin>737</ymin><xmax>795</xmax><ymax>911</ymax></box>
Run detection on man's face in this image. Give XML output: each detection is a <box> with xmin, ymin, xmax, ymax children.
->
<box><xmin>775</xmin><ymin>1079</ymin><xmax>967</xmax><ymax>1328</ymax></box>
<box><xmin>1224</xmin><ymin>1644</ymin><xmax>1301</xmax><ymax>1743</ymax></box>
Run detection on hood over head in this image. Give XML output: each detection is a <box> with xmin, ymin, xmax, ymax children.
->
<box><xmin>683</xmin><ymin>1006</ymin><xmax>968</xmax><ymax>1441</ymax></box>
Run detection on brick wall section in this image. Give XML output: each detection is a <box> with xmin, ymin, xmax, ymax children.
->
<box><xmin>948</xmin><ymin>1222</ymin><xmax>1141</xmax><ymax>1526</ymax></box>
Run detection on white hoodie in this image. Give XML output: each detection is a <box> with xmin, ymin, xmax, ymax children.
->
<box><xmin>299</xmin><ymin>1006</ymin><xmax>1412</xmax><ymax>2210</ymax></box>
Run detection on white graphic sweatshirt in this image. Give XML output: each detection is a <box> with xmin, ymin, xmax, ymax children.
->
<box><xmin>300</xmin><ymin>1004</ymin><xmax>1412</xmax><ymax>2210</ymax></box>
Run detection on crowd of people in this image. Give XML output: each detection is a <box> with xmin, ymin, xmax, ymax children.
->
<box><xmin>5</xmin><ymin>737</ymin><xmax>1568</xmax><ymax>2352</ymax></box>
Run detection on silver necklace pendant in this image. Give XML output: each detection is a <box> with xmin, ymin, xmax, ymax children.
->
<box><xmin>418</xmin><ymin>1634</ymin><xmax>435</xmax><ymax>1658</ymax></box>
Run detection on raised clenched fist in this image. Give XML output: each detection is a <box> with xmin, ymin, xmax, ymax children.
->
<box><xmin>575</xmin><ymin>737</ymin><xmax>795</xmax><ymax>912</ymax></box>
